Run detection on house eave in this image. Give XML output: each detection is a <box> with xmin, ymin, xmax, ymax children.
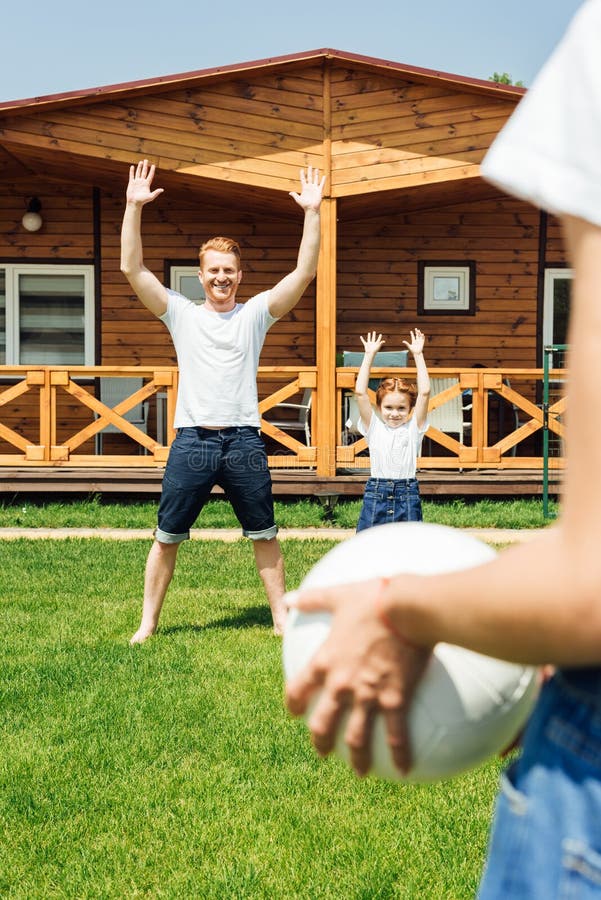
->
<box><xmin>0</xmin><ymin>47</ymin><xmax>525</xmax><ymax>117</ymax></box>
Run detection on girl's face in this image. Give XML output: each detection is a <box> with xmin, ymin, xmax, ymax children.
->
<box><xmin>379</xmin><ymin>390</ymin><xmax>412</xmax><ymax>428</ymax></box>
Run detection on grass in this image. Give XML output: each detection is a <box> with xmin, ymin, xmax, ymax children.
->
<box><xmin>0</xmin><ymin>494</ymin><xmax>558</xmax><ymax>530</ymax></box>
<box><xmin>0</xmin><ymin>537</ymin><xmax>507</xmax><ymax>899</ymax></box>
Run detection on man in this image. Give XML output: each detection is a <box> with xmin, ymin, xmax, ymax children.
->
<box><xmin>121</xmin><ymin>159</ymin><xmax>325</xmax><ymax>644</ymax></box>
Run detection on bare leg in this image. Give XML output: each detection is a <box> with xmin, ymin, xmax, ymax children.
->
<box><xmin>252</xmin><ymin>537</ymin><xmax>287</xmax><ymax>635</ymax></box>
<box><xmin>130</xmin><ymin>540</ymin><xmax>180</xmax><ymax>645</ymax></box>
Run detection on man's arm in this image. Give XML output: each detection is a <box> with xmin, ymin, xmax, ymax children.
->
<box><xmin>267</xmin><ymin>167</ymin><xmax>325</xmax><ymax>319</ymax></box>
<box><xmin>120</xmin><ymin>159</ymin><xmax>169</xmax><ymax>318</ymax></box>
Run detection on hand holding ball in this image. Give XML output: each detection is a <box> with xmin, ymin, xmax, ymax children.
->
<box><xmin>283</xmin><ymin>523</ymin><xmax>539</xmax><ymax>783</ymax></box>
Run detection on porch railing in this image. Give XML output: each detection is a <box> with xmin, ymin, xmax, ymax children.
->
<box><xmin>336</xmin><ymin>366</ymin><xmax>566</xmax><ymax>472</ymax></box>
<box><xmin>0</xmin><ymin>364</ymin><xmax>565</xmax><ymax>473</ymax></box>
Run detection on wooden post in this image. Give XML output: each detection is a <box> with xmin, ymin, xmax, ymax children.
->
<box><xmin>315</xmin><ymin>196</ymin><xmax>337</xmax><ymax>476</ymax></box>
<box><xmin>314</xmin><ymin>60</ymin><xmax>337</xmax><ymax>477</ymax></box>
<box><xmin>27</xmin><ymin>369</ymin><xmax>49</xmax><ymax>461</ymax></box>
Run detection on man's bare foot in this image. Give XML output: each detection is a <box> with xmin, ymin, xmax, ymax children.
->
<box><xmin>129</xmin><ymin>626</ymin><xmax>156</xmax><ymax>645</ymax></box>
<box><xmin>272</xmin><ymin>607</ymin><xmax>287</xmax><ymax>637</ymax></box>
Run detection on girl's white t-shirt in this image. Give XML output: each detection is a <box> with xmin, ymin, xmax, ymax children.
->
<box><xmin>358</xmin><ymin>413</ymin><xmax>428</xmax><ymax>479</ymax></box>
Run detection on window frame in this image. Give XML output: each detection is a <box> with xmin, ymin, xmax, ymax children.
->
<box><xmin>417</xmin><ymin>260</ymin><xmax>476</xmax><ymax>316</ymax></box>
<box><xmin>543</xmin><ymin>266</ymin><xmax>573</xmax><ymax>360</ymax></box>
<box><xmin>0</xmin><ymin>263</ymin><xmax>95</xmax><ymax>365</ymax></box>
<box><xmin>168</xmin><ymin>263</ymin><xmax>205</xmax><ymax>304</ymax></box>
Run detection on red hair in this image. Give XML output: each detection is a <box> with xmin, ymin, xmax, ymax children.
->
<box><xmin>376</xmin><ymin>377</ymin><xmax>417</xmax><ymax>409</ymax></box>
<box><xmin>198</xmin><ymin>237</ymin><xmax>242</xmax><ymax>267</ymax></box>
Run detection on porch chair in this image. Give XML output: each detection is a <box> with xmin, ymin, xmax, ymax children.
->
<box><xmin>263</xmin><ymin>388</ymin><xmax>312</xmax><ymax>445</ymax></box>
<box><xmin>427</xmin><ymin>376</ymin><xmax>469</xmax><ymax>445</ymax></box>
<box><xmin>342</xmin><ymin>349</ymin><xmax>409</xmax><ymax>436</ymax></box>
<box><xmin>95</xmin><ymin>376</ymin><xmax>149</xmax><ymax>454</ymax></box>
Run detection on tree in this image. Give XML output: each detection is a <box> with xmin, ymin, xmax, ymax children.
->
<box><xmin>488</xmin><ymin>72</ymin><xmax>525</xmax><ymax>87</ymax></box>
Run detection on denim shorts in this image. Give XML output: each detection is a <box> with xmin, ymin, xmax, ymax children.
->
<box><xmin>356</xmin><ymin>477</ymin><xmax>422</xmax><ymax>532</ymax></box>
<box><xmin>478</xmin><ymin>669</ymin><xmax>601</xmax><ymax>898</ymax></box>
<box><xmin>156</xmin><ymin>426</ymin><xmax>277</xmax><ymax>543</ymax></box>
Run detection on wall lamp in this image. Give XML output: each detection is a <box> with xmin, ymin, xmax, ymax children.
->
<box><xmin>22</xmin><ymin>197</ymin><xmax>43</xmax><ymax>232</ymax></box>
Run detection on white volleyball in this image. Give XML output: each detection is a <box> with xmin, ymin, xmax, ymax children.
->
<box><xmin>283</xmin><ymin>522</ymin><xmax>539</xmax><ymax>783</ymax></box>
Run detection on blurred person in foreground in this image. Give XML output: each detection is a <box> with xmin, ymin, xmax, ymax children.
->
<box><xmin>286</xmin><ymin>3</ymin><xmax>601</xmax><ymax>895</ymax></box>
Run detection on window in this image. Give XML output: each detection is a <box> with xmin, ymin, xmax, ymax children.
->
<box><xmin>543</xmin><ymin>268</ymin><xmax>572</xmax><ymax>360</ymax></box>
<box><xmin>0</xmin><ymin>264</ymin><xmax>95</xmax><ymax>365</ymax></box>
<box><xmin>417</xmin><ymin>261</ymin><xmax>476</xmax><ymax>315</ymax></box>
<box><xmin>169</xmin><ymin>265</ymin><xmax>205</xmax><ymax>304</ymax></box>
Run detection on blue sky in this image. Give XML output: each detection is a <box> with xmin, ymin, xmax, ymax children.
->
<box><xmin>1</xmin><ymin>0</ymin><xmax>584</xmax><ymax>103</ymax></box>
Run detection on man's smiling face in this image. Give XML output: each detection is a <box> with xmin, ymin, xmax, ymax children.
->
<box><xmin>199</xmin><ymin>249</ymin><xmax>243</xmax><ymax>311</ymax></box>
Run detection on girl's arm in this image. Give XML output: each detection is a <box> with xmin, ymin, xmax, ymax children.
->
<box><xmin>403</xmin><ymin>329</ymin><xmax>430</xmax><ymax>429</ymax></box>
<box><xmin>355</xmin><ymin>332</ymin><xmax>385</xmax><ymax>428</ymax></box>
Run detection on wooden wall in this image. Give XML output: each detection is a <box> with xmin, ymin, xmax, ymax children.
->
<box><xmin>329</xmin><ymin>65</ymin><xmax>516</xmax><ymax>196</ymax></box>
<box><xmin>0</xmin><ymin>180</ymin><xmax>94</xmax><ymax>259</ymax></box>
<box><xmin>0</xmin><ymin>177</ymin><xmax>316</xmax><ymax>364</ymax></box>
<box><xmin>0</xmin><ymin>67</ymin><xmax>325</xmax><ymax>195</ymax></box>
<box><xmin>0</xmin><ymin>177</ymin><xmax>316</xmax><ymax>453</ymax></box>
<box><xmin>546</xmin><ymin>214</ymin><xmax>568</xmax><ymax>265</ymax></box>
<box><xmin>0</xmin><ymin>176</ymin><xmax>568</xmax><ymax>456</ymax></box>
<box><xmin>337</xmin><ymin>195</ymin><xmax>560</xmax><ymax>368</ymax></box>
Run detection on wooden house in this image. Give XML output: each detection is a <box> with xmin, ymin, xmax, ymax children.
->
<box><xmin>0</xmin><ymin>49</ymin><xmax>568</xmax><ymax>495</ymax></box>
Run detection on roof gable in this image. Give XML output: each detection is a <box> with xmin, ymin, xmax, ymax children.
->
<box><xmin>0</xmin><ymin>51</ymin><xmax>522</xmax><ymax>210</ymax></box>
<box><xmin>0</xmin><ymin>48</ymin><xmax>524</xmax><ymax>114</ymax></box>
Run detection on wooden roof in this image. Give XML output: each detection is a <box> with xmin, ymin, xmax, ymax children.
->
<box><xmin>0</xmin><ymin>48</ymin><xmax>525</xmax><ymax>113</ymax></box>
<box><xmin>0</xmin><ymin>48</ymin><xmax>523</xmax><ymax>217</ymax></box>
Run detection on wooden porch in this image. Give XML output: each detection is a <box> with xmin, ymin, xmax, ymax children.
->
<box><xmin>0</xmin><ymin>364</ymin><xmax>565</xmax><ymax>497</ymax></box>
<box><xmin>0</xmin><ymin>466</ymin><xmax>560</xmax><ymax>498</ymax></box>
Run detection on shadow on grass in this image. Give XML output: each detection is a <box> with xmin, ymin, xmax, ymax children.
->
<box><xmin>161</xmin><ymin>605</ymin><xmax>272</xmax><ymax>635</ymax></box>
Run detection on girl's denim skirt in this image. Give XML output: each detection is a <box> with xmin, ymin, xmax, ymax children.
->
<box><xmin>356</xmin><ymin>477</ymin><xmax>422</xmax><ymax>532</ymax></box>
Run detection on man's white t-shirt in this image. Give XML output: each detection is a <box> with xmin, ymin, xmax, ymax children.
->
<box><xmin>482</xmin><ymin>0</ymin><xmax>601</xmax><ymax>227</ymax></box>
<box><xmin>358</xmin><ymin>413</ymin><xmax>428</xmax><ymax>479</ymax></box>
<box><xmin>160</xmin><ymin>290</ymin><xmax>277</xmax><ymax>428</ymax></box>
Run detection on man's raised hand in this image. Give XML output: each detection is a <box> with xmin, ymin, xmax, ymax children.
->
<box><xmin>126</xmin><ymin>159</ymin><xmax>164</xmax><ymax>206</ymax></box>
<box><xmin>289</xmin><ymin>166</ymin><xmax>326</xmax><ymax>211</ymax></box>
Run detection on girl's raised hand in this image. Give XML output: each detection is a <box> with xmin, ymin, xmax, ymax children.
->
<box><xmin>403</xmin><ymin>329</ymin><xmax>425</xmax><ymax>355</ymax></box>
<box><xmin>360</xmin><ymin>331</ymin><xmax>386</xmax><ymax>355</ymax></box>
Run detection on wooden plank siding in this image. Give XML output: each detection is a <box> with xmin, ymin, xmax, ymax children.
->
<box><xmin>0</xmin><ymin>180</ymin><xmax>95</xmax><ymax>258</ymax></box>
<box><xmin>0</xmin><ymin>66</ymin><xmax>326</xmax><ymax>194</ymax></box>
<box><xmin>0</xmin><ymin>50</ymin><xmax>570</xmax><ymax>483</ymax></box>
<box><xmin>329</xmin><ymin>65</ymin><xmax>516</xmax><ymax>196</ymax></box>
<box><xmin>337</xmin><ymin>196</ymin><xmax>546</xmax><ymax>368</ymax></box>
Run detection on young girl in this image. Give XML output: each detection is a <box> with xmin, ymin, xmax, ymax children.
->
<box><xmin>355</xmin><ymin>329</ymin><xmax>430</xmax><ymax>531</ymax></box>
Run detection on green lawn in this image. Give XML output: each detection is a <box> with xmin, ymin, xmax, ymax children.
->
<box><xmin>0</xmin><ymin>538</ymin><xmax>506</xmax><ymax>899</ymax></box>
<box><xmin>0</xmin><ymin>495</ymin><xmax>558</xmax><ymax>530</ymax></box>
